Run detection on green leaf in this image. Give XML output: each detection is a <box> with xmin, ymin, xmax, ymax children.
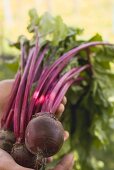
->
<box><xmin>52</xmin><ymin>16</ymin><xmax>69</xmax><ymax>45</ymax></box>
<box><xmin>39</xmin><ymin>12</ymin><xmax>55</xmax><ymax>35</ymax></box>
<box><xmin>27</xmin><ymin>8</ymin><xmax>39</xmax><ymax>33</ymax></box>
<box><xmin>9</xmin><ymin>35</ymin><xmax>29</xmax><ymax>49</ymax></box>
<box><xmin>90</xmin><ymin>118</ymin><xmax>108</xmax><ymax>145</ymax></box>
<box><xmin>89</xmin><ymin>33</ymin><xmax>103</xmax><ymax>42</ymax></box>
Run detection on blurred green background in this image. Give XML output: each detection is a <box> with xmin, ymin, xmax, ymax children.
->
<box><xmin>0</xmin><ymin>1</ymin><xmax>114</xmax><ymax>170</ymax></box>
<box><xmin>0</xmin><ymin>0</ymin><xmax>114</xmax><ymax>55</ymax></box>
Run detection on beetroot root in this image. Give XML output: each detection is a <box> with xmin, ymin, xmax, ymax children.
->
<box><xmin>0</xmin><ymin>129</ymin><xmax>15</xmax><ymax>153</ymax></box>
<box><xmin>11</xmin><ymin>143</ymin><xmax>36</xmax><ymax>168</ymax></box>
<box><xmin>11</xmin><ymin>142</ymin><xmax>47</xmax><ymax>169</ymax></box>
<box><xmin>25</xmin><ymin>113</ymin><xmax>64</xmax><ymax>158</ymax></box>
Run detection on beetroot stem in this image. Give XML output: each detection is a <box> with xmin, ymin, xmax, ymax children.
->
<box><xmin>51</xmin><ymin>77</ymin><xmax>84</xmax><ymax>114</ymax></box>
<box><xmin>13</xmin><ymin>48</ymin><xmax>34</xmax><ymax>139</ymax></box>
<box><xmin>51</xmin><ymin>79</ymin><xmax>75</xmax><ymax>113</ymax></box>
<box><xmin>20</xmin><ymin>43</ymin><xmax>26</xmax><ymax>72</ymax></box>
<box><xmin>19</xmin><ymin>40</ymin><xmax>40</xmax><ymax>139</ymax></box>
<box><xmin>28</xmin><ymin>41</ymin><xmax>111</xmax><ymax>119</ymax></box>
<box><xmin>41</xmin><ymin>68</ymin><xmax>78</xmax><ymax>112</ymax></box>
<box><xmin>19</xmin><ymin>41</ymin><xmax>47</xmax><ymax>139</ymax></box>
<box><xmin>28</xmin><ymin>67</ymin><xmax>49</xmax><ymax>121</ymax></box>
<box><xmin>43</xmin><ymin>65</ymin><xmax>89</xmax><ymax>112</ymax></box>
<box><xmin>4</xmin><ymin>101</ymin><xmax>15</xmax><ymax>130</ymax></box>
<box><xmin>33</xmin><ymin>47</ymin><xmax>48</xmax><ymax>82</ymax></box>
<box><xmin>26</xmin><ymin>41</ymin><xmax>112</xmax><ymax>124</ymax></box>
<box><xmin>35</xmin><ymin>79</ymin><xmax>59</xmax><ymax>113</ymax></box>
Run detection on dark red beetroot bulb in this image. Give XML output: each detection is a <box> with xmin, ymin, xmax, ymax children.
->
<box><xmin>0</xmin><ymin>129</ymin><xmax>15</xmax><ymax>153</ymax></box>
<box><xmin>25</xmin><ymin>113</ymin><xmax>64</xmax><ymax>158</ymax></box>
<box><xmin>11</xmin><ymin>143</ymin><xmax>36</xmax><ymax>168</ymax></box>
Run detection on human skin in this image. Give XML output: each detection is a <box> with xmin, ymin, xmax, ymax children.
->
<box><xmin>0</xmin><ymin>80</ymin><xmax>74</xmax><ymax>170</ymax></box>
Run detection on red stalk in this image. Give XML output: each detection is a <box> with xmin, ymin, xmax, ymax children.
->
<box><xmin>4</xmin><ymin>101</ymin><xmax>15</xmax><ymax>129</ymax></box>
<box><xmin>41</xmin><ymin>68</ymin><xmax>79</xmax><ymax>112</ymax></box>
<box><xmin>51</xmin><ymin>77</ymin><xmax>84</xmax><ymax>114</ymax></box>
<box><xmin>42</xmin><ymin>65</ymin><xmax>89</xmax><ymax>112</ymax></box>
<box><xmin>20</xmin><ymin>44</ymin><xmax>47</xmax><ymax>138</ymax></box>
<box><xmin>51</xmin><ymin>79</ymin><xmax>76</xmax><ymax>113</ymax></box>
<box><xmin>20</xmin><ymin>43</ymin><xmax>27</xmax><ymax>72</ymax></box>
<box><xmin>35</xmin><ymin>79</ymin><xmax>59</xmax><ymax>113</ymax></box>
<box><xmin>19</xmin><ymin>44</ymin><xmax>47</xmax><ymax>140</ymax></box>
<box><xmin>27</xmin><ymin>67</ymin><xmax>49</xmax><ymax>121</ymax></box>
<box><xmin>28</xmin><ymin>41</ymin><xmax>111</xmax><ymax>119</ymax></box>
<box><xmin>29</xmin><ymin>42</ymin><xmax>111</xmax><ymax>119</ymax></box>
<box><xmin>13</xmin><ymin>48</ymin><xmax>34</xmax><ymax>139</ymax></box>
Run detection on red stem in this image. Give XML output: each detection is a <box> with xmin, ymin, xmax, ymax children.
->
<box><xmin>45</xmin><ymin>65</ymin><xmax>89</xmax><ymax>112</ymax></box>
<box><xmin>28</xmin><ymin>41</ymin><xmax>110</xmax><ymax>118</ymax></box>
<box><xmin>41</xmin><ymin>68</ymin><xmax>78</xmax><ymax>112</ymax></box>
<box><xmin>19</xmin><ymin>40</ymin><xmax>40</xmax><ymax>139</ymax></box>
<box><xmin>35</xmin><ymin>79</ymin><xmax>59</xmax><ymax>113</ymax></box>
<box><xmin>51</xmin><ymin>77</ymin><xmax>84</xmax><ymax>113</ymax></box>
<box><xmin>13</xmin><ymin>48</ymin><xmax>34</xmax><ymax>139</ymax></box>
<box><xmin>27</xmin><ymin>67</ymin><xmax>49</xmax><ymax>121</ymax></box>
<box><xmin>20</xmin><ymin>43</ymin><xmax>26</xmax><ymax>72</ymax></box>
<box><xmin>51</xmin><ymin>79</ymin><xmax>75</xmax><ymax>113</ymax></box>
<box><xmin>4</xmin><ymin>101</ymin><xmax>15</xmax><ymax>130</ymax></box>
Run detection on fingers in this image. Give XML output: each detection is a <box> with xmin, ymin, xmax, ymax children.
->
<box><xmin>50</xmin><ymin>153</ymin><xmax>74</xmax><ymax>170</ymax></box>
<box><xmin>0</xmin><ymin>79</ymin><xmax>14</xmax><ymax>116</ymax></box>
<box><xmin>55</xmin><ymin>96</ymin><xmax>67</xmax><ymax>118</ymax></box>
<box><xmin>62</xmin><ymin>96</ymin><xmax>67</xmax><ymax>105</ymax></box>
<box><xmin>64</xmin><ymin>131</ymin><xmax>69</xmax><ymax>141</ymax></box>
<box><xmin>55</xmin><ymin>104</ymin><xmax>65</xmax><ymax>118</ymax></box>
<box><xmin>0</xmin><ymin>79</ymin><xmax>14</xmax><ymax>100</ymax></box>
<box><xmin>0</xmin><ymin>148</ymin><xmax>17</xmax><ymax>170</ymax></box>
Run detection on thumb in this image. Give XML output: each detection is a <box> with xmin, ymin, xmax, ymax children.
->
<box><xmin>0</xmin><ymin>148</ymin><xmax>33</xmax><ymax>170</ymax></box>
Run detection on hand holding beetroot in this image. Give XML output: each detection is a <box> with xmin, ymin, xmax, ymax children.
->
<box><xmin>0</xmin><ymin>80</ymin><xmax>75</xmax><ymax>170</ymax></box>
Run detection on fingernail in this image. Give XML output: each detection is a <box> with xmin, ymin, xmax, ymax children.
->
<box><xmin>64</xmin><ymin>131</ymin><xmax>69</xmax><ymax>141</ymax></box>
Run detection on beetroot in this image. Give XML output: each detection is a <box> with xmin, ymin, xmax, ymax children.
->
<box><xmin>11</xmin><ymin>143</ymin><xmax>36</xmax><ymax>168</ymax></box>
<box><xmin>0</xmin><ymin>130</ymin><xmax>15</xmax><ymax>153</ymax></box>
<box><xmin>25</xmin><ymin>113</ymin><xmax>64</xmax><ymax>157</ymax></box>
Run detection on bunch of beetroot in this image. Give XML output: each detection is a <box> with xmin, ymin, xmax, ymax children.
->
<box><xmin>0</xmin><ymin>39</ymin><xmax>111</xmax><ymax>169</ymax></box>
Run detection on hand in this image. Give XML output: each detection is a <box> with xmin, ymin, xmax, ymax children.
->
<box><xmin>0</xmin><ymin>80</ymin><xmax>74</xmax><ymax>170</ymax></box>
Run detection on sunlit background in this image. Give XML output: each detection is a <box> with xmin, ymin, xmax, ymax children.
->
<box><xmin>0</xmin><ymin>0</ymin><xmax>114</xmax><ymax>54</ymax></box>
